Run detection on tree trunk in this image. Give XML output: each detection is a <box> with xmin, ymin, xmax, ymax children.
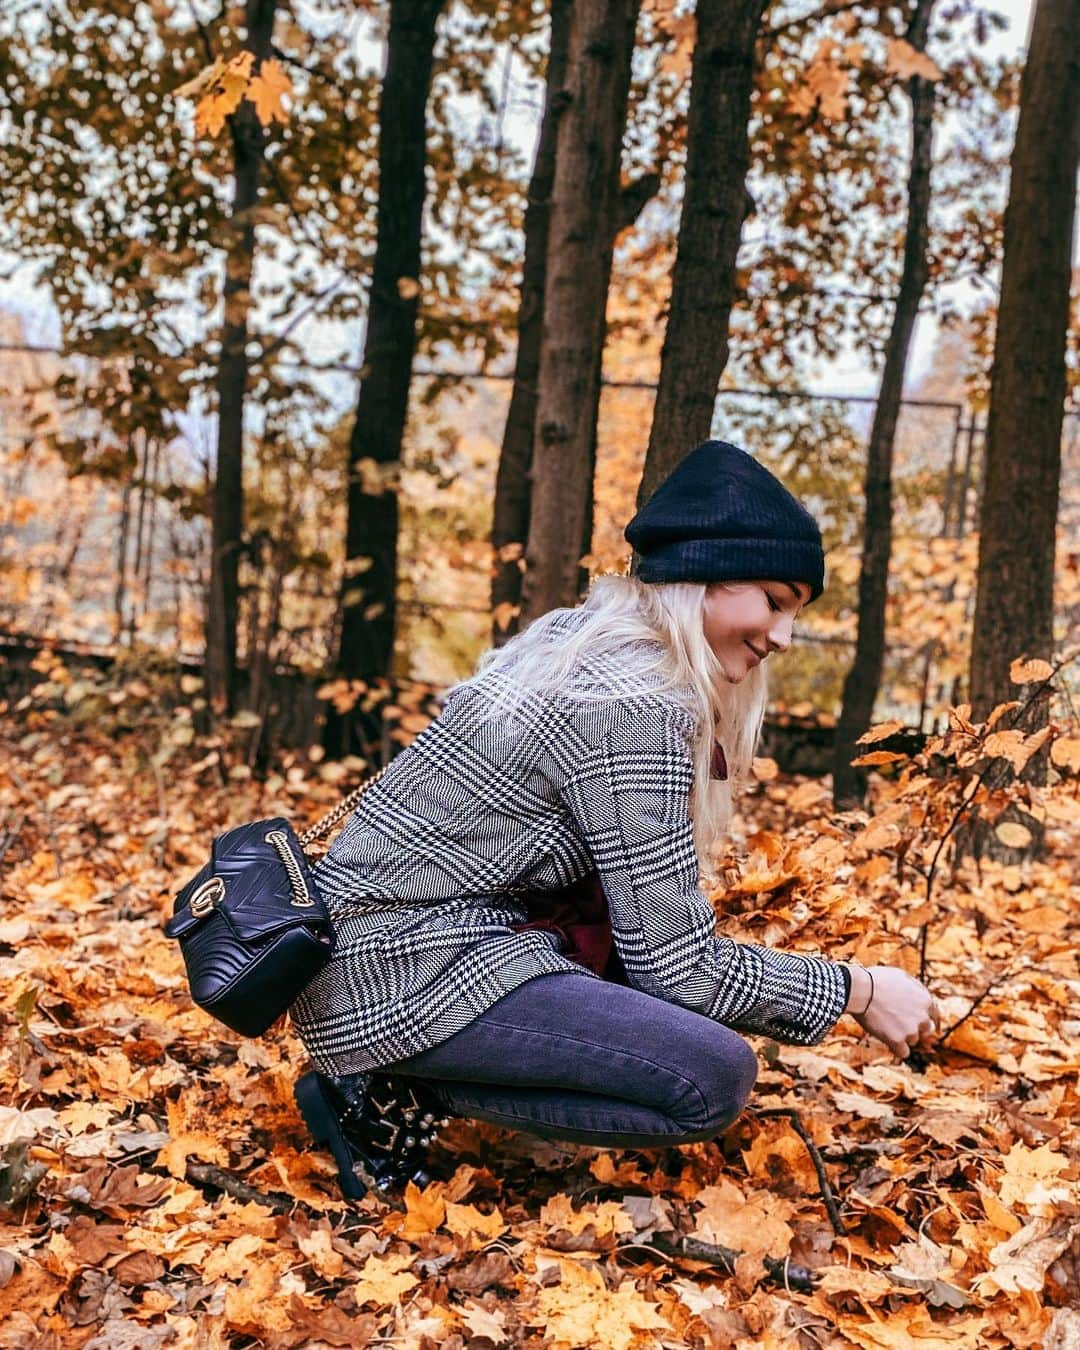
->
<box><xmin>635</xmin><ymin>0</ymin><xmax>767</xmax><ymax>510</ymax></box>
<box><xmin>336</xmin><ymin>0</ymin><xmax>444</xmax><ymax>688</ymax></box>
<box><xmin>205</xmin><ymin>0</ymin><xmax>278</xmax><ymax>716</ymax></box>
<box><xmin>520</xmin><ymin>0</ymin><xmax>641</xmax><ymax>622</ymax></box>
<box><xmin>832</xmin><ymin>0</ymin><xmax>937</xmax><ymax>809</ymax></box>
<box><xmin>490</xmin><ymin>0</ymin><xmax>572</xmax><ymax>646</ymax></box>
<box><xmin>969</xmin><ymin>0</ymin><xmax>1079</xmax><ymax>725</ymax></box>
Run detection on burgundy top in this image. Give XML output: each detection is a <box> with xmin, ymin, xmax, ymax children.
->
<box><xmin>511</xmin><ymin>738</ymin><xmax>728</xmax><ymax>977</ymax></box>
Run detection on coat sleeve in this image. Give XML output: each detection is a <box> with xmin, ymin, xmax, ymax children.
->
<box><xmin>559</xmin><ymin>699</ymin><xmax>848</xmax><ymax>1045</ymax></box>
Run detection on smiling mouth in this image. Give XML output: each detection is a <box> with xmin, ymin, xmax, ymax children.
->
<box><xmin>745</xmin><ymin>642</ymin><xmax>766</xmax><ymax>661</ymax></box>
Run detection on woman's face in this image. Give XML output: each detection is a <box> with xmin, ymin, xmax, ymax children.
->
<box><xmin>703</xmin><ymin>579</ymin><xmax>811</xmax><ymax>682</ymax></box>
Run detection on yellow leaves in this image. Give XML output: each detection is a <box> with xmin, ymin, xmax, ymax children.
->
<box><xmin>751</xmin><ymin>756</ymin><xmax>779</xmax><ymax>781</ymax></box>
<box><xmin>458</xmin><ymin>1300</ymin><xmax>509</xmax><ymax>1341</ymax></box>
<box><xmin>533</xmin><ymin>1257</ymin><xmax>672</xmax><ymax>1350</ymax></box>
<box><xmin>540</xmin><ymin>1193</ymin><xmax>635</xmax><ymax>1243</ymax></box>
<box><xmin>223</xmin><ymin>1256</ymin><xmax>296</xmax><ymax>1334</ymax></box>
<box><xmin>174</xmin><ymin>52</ymin><xmax>293</xmax><ymax>139</ymax></box>
<box><xmin>975</xmin><ymin>1218</ymin><xmax>1080</xmax><ymax>1296</ymax></box>
<box><xmin>157</xmin><ymin>1094</ymin><xmax>229</xmax><ymax>1179</ymax></box>
<box><xmin>689</xmin><ymin>1178</ymin><xmax>795</xmax><ymax>1262</ymax></box>
<box><xmin>996</xmin><ymin>1143</ymin><xmax>1071</xmax><ymax>1215</ymax></box>
<box><xmin>885</xmin><ymin>38</ymin><xmax>945</xmax><ymax>82</ymax></box>
<box><xmin>396</xmin><ymin>275</ymin><xmax>421</xmax><ymax>300</ymax></box>
<box><xmin>353</xmin><ymin>1250</ymin><xmax>419</xmax><ymax>1307</ymax></box>
<box><xmin>443</xmin><ymin>1200</ymin><xmax>508</xmax><ymax>1249</ymax></box>
<box><xmin>294</xmin><ymin>1223</ymin><xmax>345</xmax><ymax>1280</ymax></box>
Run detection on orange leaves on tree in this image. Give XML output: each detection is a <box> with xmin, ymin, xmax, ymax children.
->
<box><xmin>787</xmin><ymin>39</ymin><xmax>854</xmax><ymax>121</ymax></box>
<box><xmin>245</xmin><ymin>58</ymin><xmax>292</xmax><ymax>127</ymax></box>
<box><xmin>1010</xmin><ymin>656</ymin><xmax>1055</xmax><ymax>684</ymax></box>
<box><xmin>886</xmin><ymin>38</ymin><xmax>946</xmax><ymax>82</ymax></box>
<box><xmin>174</xmin><ymin>52</ymin><xmax>293</xmax><ymax>138</ymax></box>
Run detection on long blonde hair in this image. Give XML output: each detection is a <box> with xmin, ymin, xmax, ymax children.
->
<box><xmin>444</xmin><ymin>574</ymin><xmax>768</xmax><ymax>874</ymax></box>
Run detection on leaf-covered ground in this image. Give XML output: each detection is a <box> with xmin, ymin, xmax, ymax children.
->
<box><xmin>1</xmin><ymin>661</ymin><xmax>1078</xmax><ymax>1348</ymax></box>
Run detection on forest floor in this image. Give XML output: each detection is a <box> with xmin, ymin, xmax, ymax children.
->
<box><xmin>0</xmin><ymin>659</ymin><xmax>1077</xmax><ymax>1348</ymax></box>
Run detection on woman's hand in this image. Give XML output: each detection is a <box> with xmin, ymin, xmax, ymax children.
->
<box><xmin>844</xmin><ymin>964</ymin><xmax>938</xmax><ymax>1059</ymax></box>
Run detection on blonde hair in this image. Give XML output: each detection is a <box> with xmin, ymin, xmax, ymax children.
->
<box><xmin>445</xmin><ymin>574</ymin><xmax>768</xmax><ymax>874</ymax></box>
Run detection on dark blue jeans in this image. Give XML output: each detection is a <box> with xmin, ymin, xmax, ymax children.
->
<box><xmin>383</xmin><ymin>971</ymin><xmax>759</xmax><ymax>1148</ymax></box>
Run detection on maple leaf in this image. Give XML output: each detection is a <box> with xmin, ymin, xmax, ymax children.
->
<box><xmin>157</xmin><ymin>1095</ymin><xmax>228</xmax><ymax>1178</ymax></box>
<box><xmin>691</xmin><ymin>1178</ymin><xmax>795</xmax><ymax>1261</ymax></box>
<box><xmin>443</xmin><ymin>1200</ymin><xmax>508</xmax><ymax>1248</ymax></box>
<box><xmin>458</xmin><ymin>1300</ymin><xmax>508</xmax><ymax>1341</ymax></box>
<box><xmin>534</xmin><ymin>1258</ymin><xmax>671</xmax><ymax>1350</ymax></box>
<box><xmin>997</xmin><ymin>1142</ymin><xmax>1070</xmax><ymax>1214</ymax></box>
<box><xmin>181</xmin><ymin>51</ymin><xmax>255</xmax><ymax>138</ymax></box>
<box><xmin>885</xmin><ymin>39</ymin><xmax>945</xmax><ymax>82</ymax></box>
<box><xmin>245</xmin><ymin>57</ymin><xmax>292</xmax><ymax>127</ymax></box>
<box><xmin>975</xmin><ymin>1217</ymin><xmax>1080</xmax><ymax>1295</ymax></box>
<box><xmin>354</xmin><ymin>1250</ymin><xmax>419</xmax><ymax>1307</ymax></box>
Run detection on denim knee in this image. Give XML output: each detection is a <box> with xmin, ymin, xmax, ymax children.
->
<box><xmin>675</xmin><ymin>1031</ymin><xmax>758</xmax><ymax>1135</ymax></box>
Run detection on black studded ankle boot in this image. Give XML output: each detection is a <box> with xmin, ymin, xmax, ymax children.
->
<box><xmin>295</xmin><ymin>1070</ymin><xmax>452</xmax><ymax>1200</ymax></box>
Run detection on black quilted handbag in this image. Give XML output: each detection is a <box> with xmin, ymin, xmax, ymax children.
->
<box><xmin>164</xmin><ymin>770</ymin><xmax>384</xmax><ymax>1037</ymax></box>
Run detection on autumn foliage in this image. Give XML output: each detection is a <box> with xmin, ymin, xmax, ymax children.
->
<box><xmin>1</xmin><ymin>650</ymin><xmax>1077</xmax><ymax>1347</ymax></box>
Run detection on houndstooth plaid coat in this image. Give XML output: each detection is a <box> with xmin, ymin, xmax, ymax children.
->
<box><xmin>290</xmin><ymin>610</ymin><xmax>848</xmax><ymax>1074</ymax></box>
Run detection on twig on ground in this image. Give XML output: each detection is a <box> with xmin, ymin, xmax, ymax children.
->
<box><xmin>0</xmin><ymin>811</ymin><xmax>26</xmax><ymax>867</ymax></box>
<box><xmin>937</xmin><ymin>950</ymin><xmax>1029</xmax><ymax>1046</ymax></box>
<box><xmin>918</xmin><ymin>771</ymin><xmax>984</xmax><ymax>981</ymax></box>
<box><xmin>185</xmin><ymin>1162</ymin><xmax>295</xmax><ymax>1211</ymax></box>
<box><xmin>623</xmin><ymin>1232</ymin><xmax>816</xmax><ymax>1292</ymax></box>
<box><xmin>752</xmin><ymin>1107</ymin><xmax>845</xmax><ymax>1236</ymax></box>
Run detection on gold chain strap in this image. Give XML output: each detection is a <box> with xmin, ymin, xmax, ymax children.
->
<box><xmin>297</xmin><ymin>762</ymin><xmax>392</xmax><ymax>853</ymax></box>
<box><xmin>294</xmin><ymin>760</ymin><xmax>534</xmax><ymax>901</ymax></box>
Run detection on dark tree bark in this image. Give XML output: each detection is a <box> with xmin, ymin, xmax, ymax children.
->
<box><xmin>336</xmin><ymin>0</ymin><xmax>444</xmax><ymax>687</ymax></box>
<box><xmin>969</xmin><ymin>0</ymin><xmax>1079</xmax><ymax>725</ymax></box>
<box><xmin>490</xmin><ymin>0</ymin><xmax>572</xmax><ymax>647</ymax></box>
<box><xmin>635</xmin><ymin>0</ymin><xmax>768</xmax><ymax>510</ymax></box>
<box><xmin>519</xmin><ymin>0</ymin><xmax>641</xmax><ymax>623</ymax></box>
<box><xmin>832</xmin><ymin>0</ymin><xmax>937</xmax><ymax>809</ymax></box>
<box><xmin>205</xmin><ymin>0</ymin><xmax>278</xmax><ymax>716</ymax></box>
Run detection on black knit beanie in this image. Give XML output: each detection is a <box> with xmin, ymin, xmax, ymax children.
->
<box><xmin>624</xmin><ymin>440</ymin><xmax>825</xmax><ymax>601</ymax></box>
